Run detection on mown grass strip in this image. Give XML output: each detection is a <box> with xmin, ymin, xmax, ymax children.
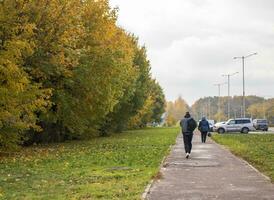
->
<box><xmin>0</xmin><ymin>127</ymin><xmax>179</xmax><ymax>199</ymax></box>
<box><xmin>212</xmin><ymin>134</ymin><xmax>274</xmax><ymax>182</ymax></box>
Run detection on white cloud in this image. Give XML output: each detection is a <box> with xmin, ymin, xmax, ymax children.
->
<box><xmin>110</xmin><ymin>0</ymin><xmax>274</xmax><ymax>104</ymax></box>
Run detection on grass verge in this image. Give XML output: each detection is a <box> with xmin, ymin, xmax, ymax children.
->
<box><xmin>0</xmin><ymin>127</ymin><xmax>179</xmax><ymax>200</ymax></box>
<box><xmin>212</xmin><ymin>133</ymin><xmax>274</xmax><ymax>182</ymax></box>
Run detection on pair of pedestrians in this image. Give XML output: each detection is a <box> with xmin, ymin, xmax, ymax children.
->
<box><xmin>179</xmin><ymin>112</ymin><xmax>210</xmax><ymax>158</ymax></box>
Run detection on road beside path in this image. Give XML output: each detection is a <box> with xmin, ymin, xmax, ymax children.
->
<box><xmin>146</xmin><ymin>132</ymin><xmax>274</xmax><ymax>200</ymax></box>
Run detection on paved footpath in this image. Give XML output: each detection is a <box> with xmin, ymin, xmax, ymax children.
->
<box><xmin>146</xmin><ymin>133</ymin><xmax>274</xmax><ymax>200</ymax></box>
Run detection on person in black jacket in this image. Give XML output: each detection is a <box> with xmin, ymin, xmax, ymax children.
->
<box><xmin>180</xmin><ymin>112</ymin><xmax>197</xmax><ymax>159</ymax></box>
<box><xmin>198</xmin><ymin>117</ymin><xmax>210</xmax><ymax>143</ymax></box>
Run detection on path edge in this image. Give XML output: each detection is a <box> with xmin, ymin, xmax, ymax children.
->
<box><xmin>141</xmin><ymin>133</ymin><xmax>181</xmax><ymax>200</ymax></box>
<box><xmin>211</xmin><ymin>136</ymin><xmax>271</xmax><ymax>182</ymax></box>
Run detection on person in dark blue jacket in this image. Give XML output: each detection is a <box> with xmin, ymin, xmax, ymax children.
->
<box><xmin>198</xmin><ymin>117</ymin><xmax>210</xmax><ymax>143</ymax></box>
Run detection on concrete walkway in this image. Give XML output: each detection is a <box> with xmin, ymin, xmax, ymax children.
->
<box><xmin>146</xmin><ymin>133</ymin><xmax>274</xmax><ymax>200</ymax></box>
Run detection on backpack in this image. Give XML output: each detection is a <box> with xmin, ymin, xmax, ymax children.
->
<box><xmin>200</xmin><ymin>121</ymin><xmax>209</xmax><ymax>132</ymax></box>
<box><xmin>187</xmin><ymin>118</ymin><xmax>197</xmax><ymax>132</ymax></box>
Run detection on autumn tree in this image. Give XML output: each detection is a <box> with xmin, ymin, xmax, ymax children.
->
<box><xmin>0</xmin><ymin>0</ymin><xmax>166</xmax><ymax>148</ymax></box>
<box><xmin>165</xmin><ymin>96</ymin><xmax>189</xmax><ymax>126</ymax></box>
<box><xmin>128</xmin><ymin>79</ymin><xmax>165</xmax><ymax>128</ymax></box>
<box><xmin>20</xmin><ymin>0</ymin><xmax>138</xmax><ymax>140</ymax></box>
<box><xmin>100</xmin><ymin>42</ymin><xmax>150</xmax><ymax>133</ymax></box>
<box><xmin>173</xmin><ymin>96</ymin><xmax>189</xmax><ymax>120</ymax></box>
<box><xmin>0</xmin><ymin>0</ymin><xmax>50</xmax><ymax>149</ymax></box>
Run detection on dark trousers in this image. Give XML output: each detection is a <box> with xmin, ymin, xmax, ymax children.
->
<box><xmin>182</xmin><ymin>133</ymin><xmax>193</xmax><ymax>153</ymax></box>
<box><xmin>201</xmin><ymin>131</ymin><xmax>207</xmax><ymax>143</ymax></box>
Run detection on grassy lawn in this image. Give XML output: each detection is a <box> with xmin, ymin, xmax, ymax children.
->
<box><xmin>0</xmin><ymin>127</ymin><xmax>179</xmax><ymax>200</ymax></box>
<box><xmin>212</xmin><ymin>133</ymin><xmax>274</xmax><ymax>182</ymax></box>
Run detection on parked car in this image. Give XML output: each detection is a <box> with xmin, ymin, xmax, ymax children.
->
<box><xmin>253</xmin><ymin>119</ymin><xmax>268</xmax><ymax>131</ymax></box>
<box><xmin>213</xmin><ymin>118</ymin><xmax>255</xmax><ymax>134</ymax></box>
<box><xmin>208</xmin><ymin>122</ymin><xmax>214</xmax><ymax>131</ymax></box>
<box><xmin>214</xmin><ymin>121</ymin><xmax>225</xmax><ymax>126</ymax></box>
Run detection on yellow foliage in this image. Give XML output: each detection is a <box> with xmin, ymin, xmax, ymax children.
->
<box><xmin>128</xmin><ymin>96</ymin><xmax>154</xmax><ymax>128</ymax></box>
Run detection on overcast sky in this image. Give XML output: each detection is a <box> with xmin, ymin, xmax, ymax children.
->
<box><xmin>109</xmin><ymin>0</ymin><xmax>274</xmax><ymax>105</ymax></box>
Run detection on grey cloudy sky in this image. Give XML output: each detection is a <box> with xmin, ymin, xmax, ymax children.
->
<box><xmin>109</xmin><ymin>0</ymin><xmax>274</xmax><ymax>105</ymax></box>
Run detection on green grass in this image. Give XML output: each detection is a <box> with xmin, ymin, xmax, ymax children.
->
<box><xmin>0</xmin><ymin>127</ymin><xmax>179</xmax><ymax>200</ymax></box>
<box><xmin>212</xmin><ymin>134</ymin><xmax>274</xmax><ymax>182</ymax></box>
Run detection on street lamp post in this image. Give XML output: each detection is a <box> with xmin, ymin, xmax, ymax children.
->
<box><xmin>214</xmin><ymin>82</ymin><xmax>227</xmax><ymax>121</ymax></box>
<box><xmin>234</xmin><ymin>53</ymin><xmax>257</xmax><ymax>118</ymax></box>
<box><xmin>222</xmin><ymin>72</ymin><xmax>239</xmax><ymax>119</ymax></box>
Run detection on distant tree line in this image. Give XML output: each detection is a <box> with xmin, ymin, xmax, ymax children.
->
<box><xmin>247</xmin><ymin>98</ymin><xmax>274</xmax><ymax>125</ymax></box>
<box><xmin>165</xmin><ymin>96</ymin><xmax>274</xmax><ymax>126</ymax></box>
<box><xmin>0</xmin><ymin>0</ymin><xmax>165</xmax><ymax>150</ymax></box>
<box><xmin>191</xmin><ymin>95</ymin><xmax>274</xmax><ymax>122</ymax></box>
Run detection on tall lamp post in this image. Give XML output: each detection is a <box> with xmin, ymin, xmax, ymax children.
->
<box><xmin>222</xmin><ymin>72</ymin><xmax>239</xmax><ymax>119</ymax></box>
<box><xmin>214</xmin><ymin>82</ymin><xmax>227</xmax><ymax>121</ymax></box>
<box><xmin>234</xmin><ymin>53</ymin><xmax>257</xmax><ymax>118</ymax></box>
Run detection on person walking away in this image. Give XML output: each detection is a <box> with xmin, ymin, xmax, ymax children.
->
<box><xmin>198</xmin><ymin>117</ymin><xmax>210</xmax><ymax>143</ymax></box>
<box><xmin>180</xmin><ymin>112</ymin><xmax>197</xmax><ymax>159</ymax></box>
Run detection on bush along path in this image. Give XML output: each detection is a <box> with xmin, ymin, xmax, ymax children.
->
<box><xmin>0</xmin><ymin>127</ymin><xmax>179</xmax><ymax>199</ymax></box>
<box><xmin>146</xmin><ymin>132</ymin><xmax>274</xmax><ymax>200</ymax></box>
